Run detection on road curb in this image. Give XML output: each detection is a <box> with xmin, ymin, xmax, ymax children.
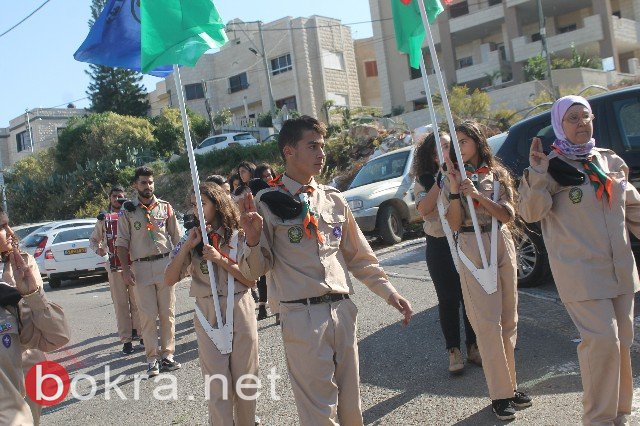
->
<box><xmin>374</xmin><ymin>237</ymin><xmax>424</xmax><ymax>257</ymax></box>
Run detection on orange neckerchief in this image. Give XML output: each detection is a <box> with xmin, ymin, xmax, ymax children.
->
<box><xmin>209</xmin><ymin>232</ymin><xmax>237</xmax><ymax>264</ymax></box>
<box><xmin>139</xmin><ymin>200</ymin><xmax>159</xmax><ymax>242</ymax></box>
<box><xmin>464</xmin><ymin>165</ymin><xmax>491</xmax><ymax>208</ymax></box>
<box><xmin>551</xmin><ymin>147</ymin><xmax>613</xmax><ymax>207</ymax></box>
<box><xmin>269</xmin><ymin>174</ymin><xmax>324</xmax><ymax>243</ymax></box>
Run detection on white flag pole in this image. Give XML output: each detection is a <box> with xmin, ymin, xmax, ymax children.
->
<box><xmin>172</xmin><ymin>64</ymin><xmax>224</xmax><ymax>329</ymax></box>
<box><xmin>415</xmin><ymin>2</ymin><xmax>489</xmax><ymax>270</ymax></box>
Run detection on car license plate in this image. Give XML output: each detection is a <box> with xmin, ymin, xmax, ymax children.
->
<box><xmin>64</xmin><ymin>248</ymin><xmax>87</xmax><ymax>255</ymax></box>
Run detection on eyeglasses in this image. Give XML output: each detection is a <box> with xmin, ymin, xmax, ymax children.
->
<box><xmin>563</xmin><ymin>113</ymin><xmax>594</xmax><ymax>125</ymax></box>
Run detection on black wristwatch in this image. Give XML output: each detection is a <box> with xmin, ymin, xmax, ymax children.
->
<box><xmin>448</xmin><ymin>193</ymin><xmax>461</xmax><ymax>200</ymax></box>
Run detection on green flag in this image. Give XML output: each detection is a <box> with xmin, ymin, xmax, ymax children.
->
<box><xmin>392</xmin><ymin>0</ymin><xmax>444</xmax><ymax>69</ymax></box>
<box><xmin>141</xmin><ymin>0</ymin><xmax>228</xmax><ymax>73</ymax></box>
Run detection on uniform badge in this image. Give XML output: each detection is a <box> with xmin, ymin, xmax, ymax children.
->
<box><xmin>569</xmin><ymin>187</ymin><xmax>583</xmax><ymax>204</ymax></box>
<box><xmin>288</xmin><ymin>226</ymin><xmax>303</xmax><ymax>243</ymax></box>
<box><xmin>134</xmin><ymin>221</ymin><xmax>142</xmax><ymax>230</ymax></box>
<box><xmin>155</xmin><ymin>219</ymin><xmax>165</xmax><ymax>228</ymax></box>
<box><xmin>2</xmin><ymin>334</ymin><xmax>11</xmax><ymax>348</ymax></box>
<box><xmin>332</xmin><ymin>226</ymin><xmax>342</xmax><ymax>239</ymax></box>
<box><xmin>0</xmin><ymin>323</ymin><xmax>12</xmax><ymax>333</ymax></box>
<box><xmin>622</xmin><ymin>179</ymin><xmax>628</xmax><ymax>190</ymax></box>
<box><xmin>199</xmin><ymin>260</ymin><xmax>209</xmax><ymax>275</ymax></box>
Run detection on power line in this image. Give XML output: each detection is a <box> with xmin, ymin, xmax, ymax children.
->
<box><xmin>225</xmin><ymin>17</ymin><xmax>393</xmax><ymax>32</ymax></box>
<box><xmin>0</xmin><ymin>0</ymin><xmax>54</xmax><ymax>39</ymax></box>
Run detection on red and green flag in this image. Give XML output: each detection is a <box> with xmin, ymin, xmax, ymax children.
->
<box><xmin>392</xmin><ymin>0</ymin><xmax>445</xmax><ymax>69</ymax></box>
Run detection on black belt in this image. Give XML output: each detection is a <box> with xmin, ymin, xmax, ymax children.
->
<box><xmin>459</xmin><ymin>225</ymin><xmax>492</xmax><ymax>233</ymax></box>
<box><xmin>282</xmin><ymin>293</ymin><xmax>350</xmax><ymax>305</ymax></box>
<box><xmin>135</xmin><ymin>252</ymin><xmax>170</xmax><ymax>262</ymax></box>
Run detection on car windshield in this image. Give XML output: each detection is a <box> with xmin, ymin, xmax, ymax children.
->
<box><xmin>22</xmin><ymin>233</ymin><xmax>47</xmax><ymax>248</ymax></box>
<box><xmin>349</xmin><ymin>150</ymin><xmax>410</xmax><ymax>189</ymax></box>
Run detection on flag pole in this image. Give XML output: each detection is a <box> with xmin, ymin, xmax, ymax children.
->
<box><xmin>172</xmin><ymin>64</ymin><xmax>224</xmax><ymax>329</ymax></box>
<box><xmin>416</xmin><ymin>2</ymin><xmax>489</xmax><ymax>270</ymax></box>
<box><xmin>417</xmin><ymin>54</ymin><xmax>459</xmax><ymax>270</ymax></box>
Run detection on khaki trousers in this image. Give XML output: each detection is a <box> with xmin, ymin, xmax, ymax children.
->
<box><xmin>194</xmin><ymin>291</ymin><xmax>258</xmax><ymax>426</ymax></box>
<box><xmin>107</xmin><ymin>270</ymin><xmax>140</xmax><ymax>343</ymax></box>
<box><xmin>22</xmin><ymin>349</ymin><xmax>46</xmax><ymax>426</ymax></box>
<box><xmin>564</xmin><ymin>293</ymin><xmax>634</xmax><ymax>426</ymax></box>
<box><xmin>458</xmin><ymin>227</ymin><xmax>519</xmax><ymax>400</ymax></box>
<box><xmin>279</xmin><ymin>298</ymin><xmax>363</xmax><ymax>426</ymax></box>
<box><xmin>132</xmin><ymin>257</ymin><xmax>176</xmax><ymax>363</ymax></box>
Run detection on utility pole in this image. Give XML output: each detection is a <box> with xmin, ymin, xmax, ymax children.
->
<box><xmin>257</xmin><ymin>21</ymin><xmax>276</xmax><ymax>114</ymax></box>
<box><xmin>537</xmin><ymin>0</ymin><xmax>558</xmax><ymax>99</ymax></box>
<box><xmin>25</xmin><ymin>108</ymin><xmax>34</xmax><ymax>152</ymax></box>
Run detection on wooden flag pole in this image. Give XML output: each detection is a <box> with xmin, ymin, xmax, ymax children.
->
<box><xmin>173</xmin><ymin>64</ymin><xmax>234</xmax><ymax>353</ymax></box>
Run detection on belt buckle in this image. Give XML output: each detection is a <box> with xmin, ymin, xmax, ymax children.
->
<box><xmin>321</xmin><ymin>294</ymin><xmax>332</xmax><ymax>303</ymax></box>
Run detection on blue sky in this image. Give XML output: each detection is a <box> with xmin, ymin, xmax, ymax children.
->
<box><xmin>0</xmin><ymin>0</ymin><xmax>375</xmax><ymax>126</ymax></box>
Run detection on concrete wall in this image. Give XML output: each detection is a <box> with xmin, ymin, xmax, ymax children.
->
<box><xmin>354</xmin><ymin>38</ymin><xmax>382</xmax><ymax>108</ymax></box>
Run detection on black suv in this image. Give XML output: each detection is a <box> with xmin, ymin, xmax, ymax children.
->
<box><xmin>489</xmin><ymin>85</ymin><xmax>640</xmax><ymax>287</ymax></box>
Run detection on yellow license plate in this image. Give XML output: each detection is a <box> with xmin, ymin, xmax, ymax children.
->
<box><xmin>64</xmin><ymin>248</ymin><xmax>87</xmax><ymax>255</ymax></box>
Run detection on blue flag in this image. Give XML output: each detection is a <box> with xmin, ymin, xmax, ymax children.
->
<box><xmin>74</xmin><ymin>0</ymin><xmax>172</xmax><ymax>77</ymax></box>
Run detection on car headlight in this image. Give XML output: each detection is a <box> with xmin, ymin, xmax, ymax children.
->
<box><xmin>347</xmin><ymin>199</ymin><xmax>364</xmax><ymax>211</ymax></box>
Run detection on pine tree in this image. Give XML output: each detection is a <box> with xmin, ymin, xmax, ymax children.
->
<box><xmin>85</xmin><ymin>0</ymin><xmax>149</xmax><ymax>117</ymax></box>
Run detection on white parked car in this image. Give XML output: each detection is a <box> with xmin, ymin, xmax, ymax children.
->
<box><xmin>342</xmin><ymin>146</ymin><xmax>422</xmax><ymax>245</ymax></box>
<box><xmin>13</xmin><ymin>222</ymin><xmax>52</xmax><ymax>241</ymax></box>
<box><xmin>31</xmin><ymin>224</ymin><xmax>108</xmax><ymax>288</ymax></box>
<box><xmin>194</xmin><ymin>132</ymin><xmax>258</xmax><ymax>155</ymax></box>
<box><xmin>20</xmin><ymin>219</ymin><xmax>97</xmax><ymax>259</ymax></box>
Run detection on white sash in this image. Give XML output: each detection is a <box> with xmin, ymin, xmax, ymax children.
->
<box><xmin>194</xmin><ymin>231</ymin><xmax>237</xmax><ymax>354</ymax></box>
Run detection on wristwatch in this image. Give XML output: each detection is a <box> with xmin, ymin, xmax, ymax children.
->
<box><xmin>448</xmin><ymin>193</ymin><xmax>461</xmax><ymax>200</ymax></box>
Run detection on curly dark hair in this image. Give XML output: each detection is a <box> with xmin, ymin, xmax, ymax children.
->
<box><xmin>196</xmin><ymin>182</ymin><xmax>242</xmax><ymax>245</ymax></box>
<box><xmin>254</xmin><ymin>163</ymin><xmax>275</xmax><ymax>181</ymax></box>
<box><xmin>452</xmin><ymin>120</ymin><xmax>522</xmax><ymax>237</ymax></box>
<box><xmin>411</xmin><ymin>131</ymin><xmax>449</xmax><ymax>178</ymax></box>
<box><xmin>236</xmin><ymin>162</ymin><xmax>256</xmax><ymax>184</ymax></box>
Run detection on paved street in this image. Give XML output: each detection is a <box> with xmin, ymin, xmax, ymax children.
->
<box><xmin>39</xmin><ymin>239</ymin><xmax>640</xmax><ymax>425</ymax></box>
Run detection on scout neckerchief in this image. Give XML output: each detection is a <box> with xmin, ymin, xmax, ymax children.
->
<box><xmin>464</xmin><ymin>164</ymin><xmax>491</xmax><ymax>208</ymax></box>
<box><xmin>269</xmin><ymin>174</ymin><xmax>324</xmax><ymax>243</ymax></box>
<box><xmin>138</xmin><ymin>200</ymin><xmax>159</xmax><ymax>242</ymax></box>
<box><xmin>551</xmin><ymin>147</ymin><xmax>612</xmax><ymax>207</ymax></box>
<box><xmin>209</xmin><ymin>231</ymin><xmax>237</xmax><ymax>265</ymax></box>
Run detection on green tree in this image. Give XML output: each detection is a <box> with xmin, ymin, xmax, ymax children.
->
<box><xmin>85</xmin><ymin>0</ymin><xmax>149</xmax><ymax>116</ymax></box>
<box><xmin>55</xmin><ymin>112</ymin><xmax>156</xmax><ymax>172</ymax></box>
<box><xmin>152</xmin><ymin>108</ymin><xmax>211</xmax><ymax>155</ymax></box>
<box><xmin>213</xmin><ymin>108</ymin><xmax>232</xmax><ymax>131</ymax></box>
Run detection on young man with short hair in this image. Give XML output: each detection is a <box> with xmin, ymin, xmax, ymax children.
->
<box><xmin>239</xmin><ymin>115</ymin><xmax>413</xmax><ymax>424</ymax></box>
<box><xmin>115</xmin><ymin>167</ymin><xmax>181</xmax><ymax>377</ymax></box>
<box><xmin>90</xmin><ymin>185</ymin><xmax>141</xmax><ymax>355</ymax></box>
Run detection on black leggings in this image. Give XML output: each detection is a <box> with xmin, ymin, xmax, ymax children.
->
<box><xmin>257</xmin><ymin>275</ymin><xmax>267</xmax><ymax>304</ymax></box>
<box><xmin>425</xmin><ymin>235</ymin><xmax>476</xmax><ymax>350</ymax></box>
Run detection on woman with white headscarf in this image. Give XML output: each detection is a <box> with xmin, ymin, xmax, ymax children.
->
<box><xmin>519</xmin><ymin>95</ymin><xmax>640</xmax><ymax>425</ymax></box>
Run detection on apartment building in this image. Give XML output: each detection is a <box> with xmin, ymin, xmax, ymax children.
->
<box><xmin>355</xmin><ymin>37</ymin><xmax>382</xmax><ymax>108</ymax></box>
<box><xmin>0</xmin><ymin>107</ymin><xmax>86</xmax><ymax>169</ymax></box>
<box><xmin>150</xmin><ymin>15</ymin><xmax>362</xmax><ymax>124</ymax></box>
<box><xmin>370</xmin><ymin>0</ymin><xmax>640</xmax><ymax>115</ymax></box>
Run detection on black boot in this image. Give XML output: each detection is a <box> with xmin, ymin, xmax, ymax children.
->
<box><xmin>257</xmin><ymin>305</ymin><xmax>268</xmax><ymax>320</ymax></box>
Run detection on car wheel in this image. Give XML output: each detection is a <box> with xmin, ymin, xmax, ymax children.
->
<box><xmin>515</xmin><ymin>227</ymin><xmax>550</xmax><ymax>288</ymax></box>
<box><xmin>48</xmin><ymin>277</ymin><xmax>62</xmax><ymax>289</ymax></box>
<box><xmin>378</xmin><ymin>205</ymin><xmax>404</xmax><ymax>245</ymax></box>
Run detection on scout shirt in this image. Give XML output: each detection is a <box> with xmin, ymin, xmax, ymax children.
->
<box><xmin>170</xmin><ymin>228</ymin><xmax>245</xmax><ymax>298</ymax></box>
<box><xmin>90</xmin><ymin>211</ymin><xmax>127</xmax><ymax>270</ymax></box>
<box><xmin>440</xmin><ymin>165</ymin><xmax>516</xmax><ymax>228</ymax></box>
<box><xmin>0</xmin><ymin>256</ymin><xmax>70</xmax><ymax>426</ymax></box>
<box><xmin>115</xmin><ymin>196</ymin><xmax>181</xmax><ymax>261</ymax></box>
<box><xmin>413</xmin><ymin>173</ymin><xmax>446</xmax><ymax>238</ymax></box>
<box><xmin>518</xmin><ymin>148</ymin><xmax>640</xmax><ymax>303</ymax></box>
<box><xmin>238</xmin><ymin>174</ymin><xmax>397</xmax><ymax>302</ymax></box>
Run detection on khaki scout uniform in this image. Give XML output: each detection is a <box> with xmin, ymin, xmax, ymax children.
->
<box><xmin>441</xmin><ymin>169</ymin><xmax>519</xmax><ymax>400</ymax></box>
<box><xmin>0</xmin><ymin>255</ymin><xmax>70</xmax><ymax>426</ymax></box>
<box><xmin>519</xmin><ymin>148</ymin><xmax>640</xmax><ymax>425</ymax></box>
<box><xmin>413</xmin><ymin>180</ymin><xmax>446</xmax><ymax>238</ymax></box>
<box><xmin>90</xmin><ymin>214</ymin><xmax>140</xmax><ymax>344</ymax></box>
<box><xmin>239</xmin><ymin>174</ymin><xmax>398</xmax><ymax>425</ymax></box>
<box><xmin>169</xmin><ymin>228</ymin><xmax>258</xmax><ymax>426</ymax></box>
<box><xmin>115</xmin><ymin>196</ymin><xmax>181</xmax><ymax>363</ymax></box>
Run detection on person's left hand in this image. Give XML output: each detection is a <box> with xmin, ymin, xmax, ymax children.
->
<box><xmin>10</xmin><ymin>252</ymin><xmax>38</xmax><ymax>295</ymax></box>
<box><xmin>460</xmin><ymin>178</ymin><xmax>482</xmax><ymax>200</ymax></box>
<box><xmin>388</xmin><ymin>292</ymin><xmax>413</xmax><ymax>326</ymax></box>
<box><xmin>202</xmin><ymin>244</ymin><xmax>223</xmax><ymax>263</ymax></box>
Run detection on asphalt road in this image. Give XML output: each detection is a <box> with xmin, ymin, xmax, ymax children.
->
<box><xmin>37</xmin><ymin>238</ymin><xmax>640</xmax><ymax>425</ymax></box>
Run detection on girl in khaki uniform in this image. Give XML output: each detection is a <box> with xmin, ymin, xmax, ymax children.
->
<box><xmin>165</xmin><ymin>183</ymin><xmax>258</xmax><ymax>426</ymax></box>
<box><xmin>519</xmin><ymin>95</ymin><xmax>640</xmax><ymax>425</ymax></box>
<box><xmin>442</xmin><ymin>121</ymin><xmax>531</xmax><ymax>420</ymax></box>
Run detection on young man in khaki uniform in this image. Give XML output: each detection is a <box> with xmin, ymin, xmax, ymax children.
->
<box><xmin>238</xmin><ymin>116</ymin><xmax>413</xmax><ymax>425</ymax></box>
<box><xmin>90</xmin><ymin>185</ymin><xmax>141</xmax><ymax>355</ymax></box>
<box><xmin>116</xmin><ymin>166</ymin><xmax>182</xmax><ymax>377</ymax></box>
<box><xmin>1</xmin><ymin>248</ymin><xmax>70</xmax><ymax>426</ymax></box>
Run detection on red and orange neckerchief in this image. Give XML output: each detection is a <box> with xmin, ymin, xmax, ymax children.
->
<box><xmin>138</xmin><ymin>201</ymin><xmax>159</xmax><ymax>242</ymax></box>
<box><xmin>464</xmin><ymin>164</ymin><xmax>491</xmax><ymax>208</ymax></box>
<box><xmin>269</xmin><ymin>174</ymin><xmax>324</xmax><ymax>243</ymax></box>
<box><xmin>208</xmin><ymin>232</ymin><xmax>237</xmax><ymax>265</ymax></box>
<box><xmin>551</xmin><ymin>147</ymin><xmax>613</xmax><ymax>207</ymax></box>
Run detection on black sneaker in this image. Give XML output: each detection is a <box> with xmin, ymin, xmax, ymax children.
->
<box><xmin>492</xmin><ymin>399</ymin><xmax>516</xmax><ymax>421</ymax></box>
<box><xmin>147</xmin><ymin>360</ymin><xmax>160</xmax><ymax>378</ymax></box>
<box><xmin>132</xmin><ymin>329</ymin><xmax>140</xmax><ymax>341</ymax></box>
<box><xmin>160</xmin><ymin>358</ymin><xmax>181</xmax><ymax>372</ymax></box>
<box><xmin>122</xmin><ymin>342</ymin><xmax>134</xmax><ymax>355</ymax></box>
<box><xmin>257</xmin><ymin>305</ymin><xmax>268</xmax><ymax>321</ymax></box>
<box><xmin>511</xmin><ymin>390</ymin><xmax>532</xmax><ymax>408</ymax></box>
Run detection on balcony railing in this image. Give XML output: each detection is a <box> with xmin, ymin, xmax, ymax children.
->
<box><xmin>456</xmin><ymin>50</ymin><xmax>505</xmax><ymax>84</ymax></box>
<box><xmin>449</xmin><ymin>4</ymin><xmax>505</xmax><ymax>33</ymax></box>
